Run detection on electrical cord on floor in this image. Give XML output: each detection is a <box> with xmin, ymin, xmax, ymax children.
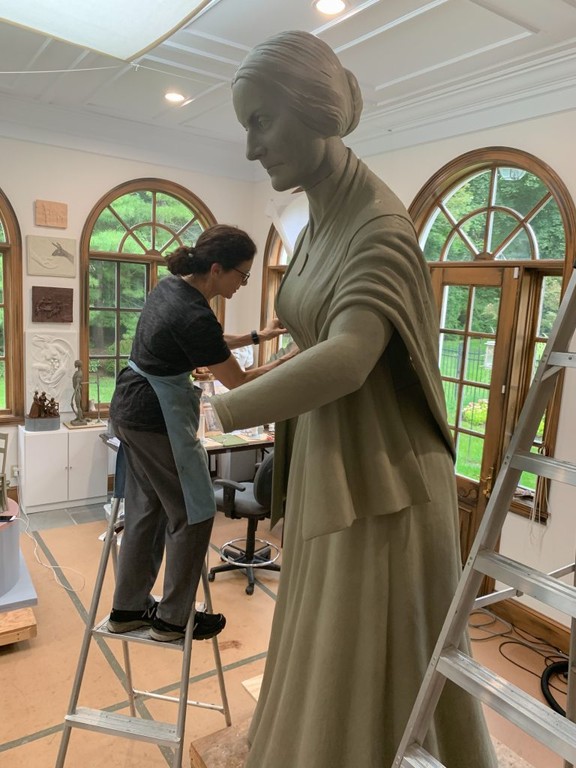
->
<box><xmin>469</xmin><ymin>608</ymin><xmax>568</xmax><ymax>714</ymax></box>
<box><xmin>468</xmin><ymin>607</ymin><xmax>513</xmax><ymax>639</ymax></box>
<box><xmin>540</xmin><ymin>660</ymin><xmax>568</xmax><ymax>716</ymax></box>
<box><xmin>16</xmin><ymin>506</ymin><xmax>86</xmax><ymax>593</ymax></box>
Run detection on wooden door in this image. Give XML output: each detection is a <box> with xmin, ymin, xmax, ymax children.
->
<box><xmin>429</xmin><ymin>266</ymin><xmax>520</xmax><ymax>560</ymax></box>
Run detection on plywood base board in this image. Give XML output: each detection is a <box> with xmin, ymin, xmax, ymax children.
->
<box><xmin>190</xmin><ymin>718</ymin><xmax>250</xmax><ymax>768</ymax></box>
<box><xmin>0</xmin><ymin>607</ymin><xmax>37</xmax><ymax>645</ymax></box>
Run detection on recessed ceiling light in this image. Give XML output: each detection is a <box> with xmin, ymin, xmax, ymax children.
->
<box><xmin>165</xmin><ymin>92</ymin><xmax>186</xmax><ymax>104</ymax></box>
<box><xmin>315</xmin><ymin>0</ymin><xmax>346</xmax><ymax>15</ymax></box>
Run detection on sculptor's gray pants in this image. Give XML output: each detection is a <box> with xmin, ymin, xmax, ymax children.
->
<box><xmin>112</xmin><ymin>425</ymin><xmax>214</xmax><ymax>627</ymax></box>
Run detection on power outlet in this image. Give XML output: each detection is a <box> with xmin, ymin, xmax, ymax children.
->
<box><xmin>10</xmin><ymin>465</ymin><xmax>19</xmax><ymax>478</ymax></box>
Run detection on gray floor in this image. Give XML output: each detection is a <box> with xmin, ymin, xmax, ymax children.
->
<box><xmin>22</xmin><ymin>501</ymin><xmax>109</xmax><ymax>531</ymax></box>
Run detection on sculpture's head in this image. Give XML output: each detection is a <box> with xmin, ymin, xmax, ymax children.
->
<box><xmin>232</xmin><ymin>30</ymin><xmax>363</xmax><ymax>191</ymax></box>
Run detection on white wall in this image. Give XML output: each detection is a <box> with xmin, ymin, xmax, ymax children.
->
<box><xmin>3</xmin><ymin>109</ymin><xmax>576</xmax><ymax>627</ymax></box>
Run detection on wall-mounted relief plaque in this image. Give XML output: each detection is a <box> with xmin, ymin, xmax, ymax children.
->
<box><xmin>32</xmin><ymin>286</ymin><xmax>73</xmax><ymax>323</ymax></box>
<box><xmin>34</xmin><ymin>200</ymin><xmax>68</xmax><ymax>229</ymax></box>
<box><xmin>27</xmin><ymin>235</ymin><xmax>76</xmax><ymax>278</ymax></box>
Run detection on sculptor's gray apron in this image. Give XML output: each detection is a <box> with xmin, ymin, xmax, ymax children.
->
<box><xmin>128</xmin><ymin>360</ymin><xmax>216</xmax><ymax>525</ymax></box>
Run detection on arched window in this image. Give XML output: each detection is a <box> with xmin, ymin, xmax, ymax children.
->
<box><xmin>0</xmin><ymin>187</ymin><xmax>23</xmax><ymax>421</ymax></box>
<box><xmin>410</xmin><ymin>147</ymin><xmax>576</xmax><ymax>552</ymax></box>
<box><xmin>80</xmin><ymin>178</ymin><xmax>217</xmax><ymax>411</ymax></box>
<box><xmin>259</xmin><ymin>195</ymin><xmax>307</xmax><ymax>363</ymax></box>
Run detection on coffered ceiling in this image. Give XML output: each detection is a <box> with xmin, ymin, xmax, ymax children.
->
<box><xmin>1</xmin><ymin>0</ymin><xmax>575</xmax><ymax>181</ymax></box>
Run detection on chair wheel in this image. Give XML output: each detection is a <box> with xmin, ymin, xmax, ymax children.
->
<box><xmin>246</xmin><ymin>584</ymin><xmax>254</xmax><ymax>595</ymax></box>
<box><xmin>208</xmin><ymin>573</ymin><xmax>215</xmax><ymax>582</ymax></box>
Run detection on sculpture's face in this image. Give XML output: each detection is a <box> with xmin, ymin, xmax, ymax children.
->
<box><xmin>232</xmin><ymin>77</ymin><xmax>330</xmax><ymax>192</ymax></box>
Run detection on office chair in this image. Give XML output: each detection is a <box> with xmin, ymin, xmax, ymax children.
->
<box><xmin>208</xmin><ymin>449</ymin><xmax>281</xmax><ymax>595</ymax></box>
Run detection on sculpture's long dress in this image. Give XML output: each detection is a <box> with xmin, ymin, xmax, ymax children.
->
<box><xmin>212</xmin><ymin>152</ymin><xmax>498</xmax><ymax>768</ymax></box>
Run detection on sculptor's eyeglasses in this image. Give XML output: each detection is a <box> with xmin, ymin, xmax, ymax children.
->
<box><xmin>232</xmin><ymin>267</ymin><xmax>250</xmax><ymax>286</ymax></box>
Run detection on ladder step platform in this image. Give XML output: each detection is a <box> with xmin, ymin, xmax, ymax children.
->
<box><xmin>437</xmin><ymin>648</ymin><xmax>576</xmax><ymax>764</ymax></box>
<box><xmin>400</xmin><ymin>745</ymin><xmax>445</xmax><ymax>767</ymax></box>
<box><xmin>548</xmin><ymin>351</ymin><xmax>576</xmax><ymax>369</ymax></box>
<box><xmin>65</xmin><ymin>707</ymin><xmax>179</xmax><ymax>746</ymax></box>
<box><xmin>475</xmin><ymin>550</ymin><xmax>576</xmax><ymax>616</ymax></box>
<box><xmin>92</xmin><ymin>616</ymin><xmax>185</xmax><ymax>650</ymax></box>
<box><xmin>509</xmin><ymin>450</ymin><xmax>576</xmax><ymax>485</ymax></box>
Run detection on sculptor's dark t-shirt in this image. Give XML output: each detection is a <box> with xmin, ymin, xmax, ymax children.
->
<box><xmin>110</xmin><ymin>275</ymin><xmax>230</xmax><ymax>433</ymax></box>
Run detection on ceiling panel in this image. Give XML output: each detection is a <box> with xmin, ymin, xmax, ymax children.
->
<box><xmin>337</xmin><ymin>0</ymin><xmax>532</xmax><ymax>91</ymax></box>
<box><xmin>144</xmin><ymin>45</ymin><xmax>236</xmax><ymax>82</ymax></box>
<box><xmin>320</xmin><ymin>0</ymin><xmax>452</xmax><ymax>50</ymax></box>
<box><xmin>168</xmin><ymin>27</ymin><xmax>251</xmax><ymax>60</ymax></box>
<box><xmin>0</xmin><ymin>0</ymin><xmax>574</xmax><ymax>180</ymax></box>
<box><xmin>188</xmin><ymin>0</ymin><xmax>344</xmax><ymax>46</ymax></box>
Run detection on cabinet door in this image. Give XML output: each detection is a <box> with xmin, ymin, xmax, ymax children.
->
<box><xmin>21</xmin><ymin>431</ymin><xmax>68</xmax><ymax>508</ymax></box>
<box><xmin>67</xmin><ymin>430</ymin><xmax>108</xmax><ymax>501</ymax></box>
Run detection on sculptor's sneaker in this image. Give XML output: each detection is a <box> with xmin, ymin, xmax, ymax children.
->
<box><xmin>150</xmin><ymin>611</ymin><xmax>226</xmax><ymax>643</ymax></box>
<box><xmin>107</xmin><ymin>602</ymin><xmax>157</xmax><ymax>633</ymax></box>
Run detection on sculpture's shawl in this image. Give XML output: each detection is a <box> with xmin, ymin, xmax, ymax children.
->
<box><xmin>315</xmin><ymin>153</ymin><xmax>454</xmax><ymax>457</ymax></box>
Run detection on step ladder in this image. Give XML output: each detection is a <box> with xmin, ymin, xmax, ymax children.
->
<box><xmin>55</xmin><ymin>445</ymin><xmax>231</xmax><ymax>768</ymax></box>
<box><xmin>393</xmin><ymin>265</ymin><xmax>576</xmax><ymax>768</ymax></box>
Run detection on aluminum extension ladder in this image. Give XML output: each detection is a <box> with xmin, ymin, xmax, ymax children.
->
<box><xmin>394</xmin><ymin>264</ymin><xmax>576</xmax><ymax>768</ymax></box>
<box><xmin>55</xmin><ymin>446</ymin><xmax>231</xmax><ymax>768</ymax></box>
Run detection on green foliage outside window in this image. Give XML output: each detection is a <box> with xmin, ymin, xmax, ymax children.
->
<box><xmin>90</xmin><ymin>191</ymin><xmax>203</xmax><ymax>253</ymax></box>
<box><xmin>423</xmin><ymin>169</ymin><xmax>565</xmax><ymax>262</ymax></box>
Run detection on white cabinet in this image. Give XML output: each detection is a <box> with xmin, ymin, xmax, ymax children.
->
<box><xmin>18</xmin><ymin>426</ymin><xmax>108</xmax><ymax>514</ymax></box>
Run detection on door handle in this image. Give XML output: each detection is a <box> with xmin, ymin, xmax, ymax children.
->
<box><xmin>481</xmin><ymin>468</ymin><xmax>494</xmax><ymax>498</ymax></box>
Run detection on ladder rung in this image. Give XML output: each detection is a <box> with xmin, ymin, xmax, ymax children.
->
<box><xmin>475</xmin><ymin>550</ymin><xmax>576</xmax><ymax>617</ymax></box>
<box><xmin>92</xmin><ymin>617</ymin><xmax>184</xmax><ymax>649</ymax></box>
<box><xmin>548</xmin><ymin>351</ymin><xmax>576</xmax><ymax>369</ymax></box>
<box><xmin>437</xmin><ymin>649</ymin><xmax>576</xmax><ymax>763</ymax></box>
<box><xmin>65</xmin><ymin>708</ymin><xmax>179</xmax><ymax>746</ymax></box>
<box><xmin>401</xmin><ymin>744</ymin><xmax>445</xmax><ymax>766</ymax></box>
<box><xmin>510</xmin><ymin>451</ymin><xmax>576</xmax><ymax>485</ymax></box>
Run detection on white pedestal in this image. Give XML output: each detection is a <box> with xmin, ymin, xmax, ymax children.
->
<box><xmin>0</xmin><ymin>499</ymin><xmax>37</xmax><ymax>613</ymax></box>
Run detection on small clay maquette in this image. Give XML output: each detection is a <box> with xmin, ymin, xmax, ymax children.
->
<box><xmin>28</xmin><ymin>390</ymin><xmax>59</xmax><ymax>419</ymax></box>
<box><xmin>70</xmin><ymin>360</ymin><xmax>87</xmax><ymax>425</ymax></box>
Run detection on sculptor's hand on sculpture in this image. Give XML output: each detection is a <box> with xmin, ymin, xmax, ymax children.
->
<box><xmin>192</xmin><ymin>367</ymin><xmax>213</xmax><ymax>381</ymax></box>
<box><xmin>260</xmin><ymin>317</ymin><xmax>288</xmax><ymax>341</ymax></box>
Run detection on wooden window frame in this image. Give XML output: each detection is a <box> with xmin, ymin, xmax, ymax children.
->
<box><xmin>0</xmin><ymin>187</ymin><xmax>24</xmax><ymax>423</ymax></box>
<box><xmin>258</xmin><ymin>226</ymin><xmax>286</xmax><ymax>365</ymax></box>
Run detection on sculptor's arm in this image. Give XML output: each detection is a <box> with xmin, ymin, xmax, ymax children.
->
<box><xmin>207</xmin><ymin>344</ymin><xmax>293</xmax><ymax>390</ymax></box>
<box><xmin>192</xmin><ymin>318</ymin><xmax>290</xmax><ymax>384</ymax></box>
<box><xmin>211</xmin><ymin>307</ymin><xmax>393</xmax><ymax>433</ymax></box>
<box><xmin>224</xmin><ymin>317</ymin><xmax>287</xmax><ymax>350</ymax></box>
